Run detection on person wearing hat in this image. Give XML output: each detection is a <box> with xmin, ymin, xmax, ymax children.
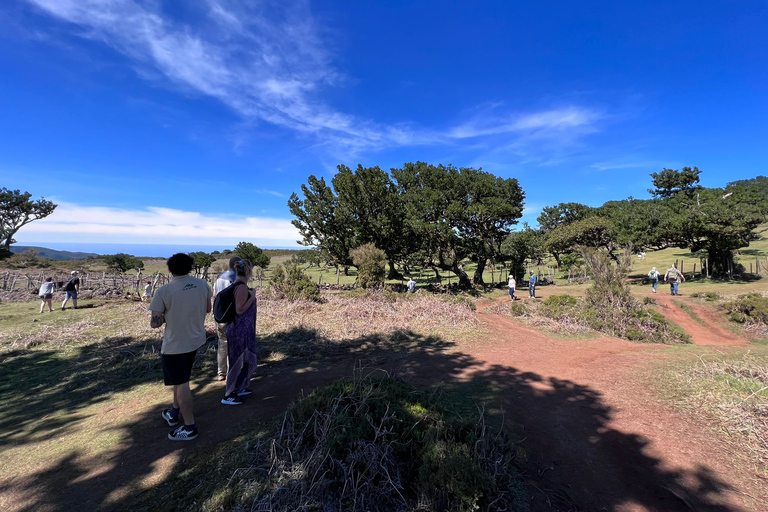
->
<box><xmin>648</xmin><ymin>266</ymin><xmax>660</xmax><ymax>293</ymax></box>
<box><xmin>61</xmin><ymin>271</ymin><xmax>80</xmax><ymax>310</ymax></box>
<box><xmin>528</xmin><ymin>271</ymin><xmax>537</xmax><ymax>298</ymax></box>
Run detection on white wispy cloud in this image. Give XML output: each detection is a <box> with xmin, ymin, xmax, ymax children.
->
<box><xmin>19</xmin><ymin>201</ymin><xmax>301</xmax><ymax>245</ymax></box>
<box><xmin>23</xmin><ymin>0</ymin><xmax>605</xmax><ymax>155</ymax></box>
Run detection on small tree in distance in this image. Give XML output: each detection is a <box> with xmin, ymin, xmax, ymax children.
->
<box><xmin>189</xmin><ymin>251</ymin><xmax>215</xmax><ymax>277</ymax></box>
<box><xmin>104</xmin><ymin>253</ymin><xmax>144</xmax><ymax>274</ymax></box>
<box><xmin>351</xmin><ymin>243</ymin><xmax>386</xmax><ymax>289</ymax></box>
<box><xmin>234</xmin><ymin>241</ymin><xmax>270</xmax><ymax>269</ymax></box>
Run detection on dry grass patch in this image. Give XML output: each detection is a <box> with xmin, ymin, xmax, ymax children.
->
<box><xmin>255</xmin><ymin>291</ymin><xmax>478</xmax><ymax>362</ymax></box>
<box><xmin>657</xmin><ymin>349</ymin><xmax>768</xmax><ymax>503</ymax></box>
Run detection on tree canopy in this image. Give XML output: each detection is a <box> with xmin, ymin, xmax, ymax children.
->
<box><xmin>289</xmin><ymin>162</ymin><xmax>525</xmax><ymax>288</ymax></box>
<box><xmin>233</xmin><ymin>242</ymin><xmax>270</xmax><ymax>269</ymax></box>
<box><xmin>104</xmin><ymin>253</ymin><xmax>144</xmax><ymax>274</ymax></box>
<box><xmin>0</xmin><ymin>188</ymin><xmax>57</xmax><ymax>259</ymax></box>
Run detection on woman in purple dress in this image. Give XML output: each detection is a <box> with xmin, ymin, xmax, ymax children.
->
<box><xmin>221</xmin><ymin>259</ymin><xmax>258</xmax><ymax>405</ymax></box>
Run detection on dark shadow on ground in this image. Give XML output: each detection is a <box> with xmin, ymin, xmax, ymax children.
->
<box><xmin>0</xmin><ymin>325</ymin><xmax>744</xmax><ymax>512</ymax></box>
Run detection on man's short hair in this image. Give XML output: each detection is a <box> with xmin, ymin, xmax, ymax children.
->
<box><xmin>167</xmin><ymin>253</ymin><xmax>194</xmax><ymax>276</ymax></box>
<box><xmin>229</xmin><ymin>255</ymin><xmax>242</xmax><ymax>270</ymax></box>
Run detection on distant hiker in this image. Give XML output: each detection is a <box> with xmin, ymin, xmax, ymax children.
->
<box><xmin>213</xmin><ymin>256</ymin><xmax>242</xmax><ymax>381</ymax></box>
<box><xmin>142</xmin><ymin>280</ymin><xmax>153</xmax><ymax>302</ymax></box>
<box><xmin>664</xmin><ymin>263</ymin><xmax>685</xmax><ymax>296</ymax></box>
<box><xmin>508</xmin><ymin>275</ymin><xmax>516</xmax><ymax>301</ymax></box>
<box><xmin>648</xmin><ymin>267</ymin><xmax>660</xmax><ymax>293</ymax></box>
<box><xmin>149</xmin><ymin>253</ymin><xmax>212</xmax><ymax>441</ymax></box>
<box><xmin>61</xmin><ymin>271</ymin><xmax>80</xmax><ymax>310</ymax></box>
<box><xmin>528</xmin><ymin>271</ymin><xmax>537</xmax><ymax>298</ymax></box>
<box><xmin>39</xmin><ymin>277</ymin><xmax>55</xmax><ymax>313</ymax></box>
<box><xmin>407</xmin><ymin>276</ymin><xmax>416</xmax><ymax>293</ymax></box>
<box><xmin>221</xmin><ymin>259</ymin><xmax>258</xmax><ymax>406</ymax></box>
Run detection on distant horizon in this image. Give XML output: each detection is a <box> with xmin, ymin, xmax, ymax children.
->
<box><xmin>13</xmin><ymin>242</ymin><xmax>302</xmax><ymax>259</ymax></box>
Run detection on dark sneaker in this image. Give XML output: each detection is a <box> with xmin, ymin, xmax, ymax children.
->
<box><xmin>221</xmin><ymin>394</ymin><xmax>243</xmax><ymax>405</ymax></box>
<box><xmin>168</xmin><ymin>426</ymin><xmax>198</xmax><ymax>441</ymax></box>
<box><xmin>162</xmin><ymin>409</ymin><xmax>180</xmax><ymax>427</ymax></box>
<box><xmin>237</xmin><ymin>388</ymin><xmax>253</xmax><ymax>396</ymax></box>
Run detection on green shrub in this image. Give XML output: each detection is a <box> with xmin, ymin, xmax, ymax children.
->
<box><xmin>270</xmin><ymin>261</ymin><xmax>321</xmax><ymax>301</ymax></box>
<box><xmin>542</xmin><ymin>294</ymin><xmax>577</xmax><ymax>308</ymax></box>
<box><xmin>642</xmin><ymin>296</ymin><xmax>657</xmax><ymax>305</ymax></box>
<box><xmin>692</xmin><ymin>291</ymin><xmax>720</xmax><ymax>301</ymax></box>
<box><xmin>253</xmin><ymin>375</ymin><xmax>529</xmax><ymax>512</ymax></box>
<box><xmin>723</xmin><ymin>293</ymin><xmax>768</xmax><ymax>325</ymax></box>
<box><xmin>509</xmin><ymin>301</ymin><xmax>526</xmax><ymax>317</ymax></box>
<box><xmin>351</xmin><ymin>243</ymin><xmax>387</xmax><ymax>289</ymax></box>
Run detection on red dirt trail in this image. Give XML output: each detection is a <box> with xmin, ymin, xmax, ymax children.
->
<box><xmin>2</xmin><ymin>297</ymin><xmax>762</xmax><ymax>512</ymax></box>
<box><xmin>649</xmin><ymin>294</ymin><xmax>748</xmax><ymax>346</ymax></box>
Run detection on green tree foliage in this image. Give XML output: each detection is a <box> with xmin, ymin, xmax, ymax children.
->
<box><xmin>291</xmin><ymin>248</ymin><xmax>322</xmax><ymax>268</ymax></box>
<box><xmin>332</xmin><ymin>165</ymin><xmax>412</xmax><ymax>279</ymax></box>
<box><xmin>536</xmin><ymin>202</ymin><xmax>593</xmax><ymax>232</ymax></box>
<box><xmin>0</xmin><ymin>188</ymin><xmax>57</xmax><ymax>259</ymax></box>
<box><xmin>545</xmin><ymin>216</ymin><xmax>617</xmax><ymax>260</ymax></box>
<box><xmin>270</xmin><ymin>261</ymin><xmax>321</xmax><ymax>301</ymax></box>
<box><xmin>288</xmin><ymin>175</ymin><xmax>356</xmax><ymax>271</ymax></box>
<box><xmin>536</xmin><ymin>202</ymin><xmax>593</xmax><ymax>265</ymax></box>
<box><xmin>501</xmin><ymin>227</ymin><xmax>545</xmax><ymax>280</ymax></box>
<box><xmin>290</xmin><ymin>162</ymin><xmax>525</xmax><ymax>288</ymax></box>
<box><xmin>393</xmin><ymin>162</ymin><xmax>524</xmax><ymax>287</ymax></box>
<box><xmin>649</xmin><ymin>166</ymin><xmax>702</xmax><ymax>199</ymax></box>
<box><xmin>351</xmin><ymin>243</ymin><xmax>387</xmax><ymax>289</ymax></box>
<box><xmin>104</xmin><ymin>253</ymin><xmax>144</xmax><ymax>274</ymax></box>
<box><xmin>234</xmin><ymin>241</ymin><xmax>270</xmax><ymax>269</ymax></box>
<box><xmin>189</xmin><ymin>251</ymin><xmax>215</xmax><ymax>276</ymax></box>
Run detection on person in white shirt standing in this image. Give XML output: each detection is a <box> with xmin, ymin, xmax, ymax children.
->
<box><xmin>508</xmin><ymin>275</ymin><xmax>516</xmax><ymax>301</ymax></box>
<box><xmin>149</xmin><ymin>253</ymin><xmax>212</xmax><ymax>441</ymax></box>
<box><xmin>213</xmin><ymin>256</ymin><xmax>242</xmax><ymax>380</ymax></box>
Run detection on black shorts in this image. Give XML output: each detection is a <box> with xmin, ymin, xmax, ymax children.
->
<box><xmin>161</xmin><ymin>350</ymin><xmax>197</xmax><ymax>386</ymax></box>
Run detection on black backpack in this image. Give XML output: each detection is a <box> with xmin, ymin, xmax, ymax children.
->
<box><xmin>63</xmin><ymin>278</ymin><xmax>77</xmax><ymax>291</ymax></box>
<box><xmin>213</xmin><ymin>281</ymin><xmax>246</xmax><ymax>324</ymax></box>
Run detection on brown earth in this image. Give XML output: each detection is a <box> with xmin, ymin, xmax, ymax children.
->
<box><xmin>1</xmin><ymin>296</ymin><xmax>763</xmax><ymax>512</ymax></box>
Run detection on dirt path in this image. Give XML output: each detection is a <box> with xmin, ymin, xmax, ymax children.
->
<box><xmin>649</xmin><ymin>294</ymin><xmax>748</xmax><ymax>346</ymax></box>
<box><xmin>457</xmin><ymin>298</ymin><xmax>759</xmax><ymax>511</ymax></box>
<box><xmin>3</xmin><ymin>298</ymin><xmax>761</xmax><ymax>512</ymax></box>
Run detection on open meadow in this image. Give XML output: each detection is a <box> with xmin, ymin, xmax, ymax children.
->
<box><xmin>1</xmin><ymin>255</ymin><xmax>767</xmax><ymax>511</ymax></box>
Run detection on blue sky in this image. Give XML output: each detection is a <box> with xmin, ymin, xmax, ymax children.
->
<box><xmin>1</xmin><ymin>0</ymin><xmax>766</xmax><ymax>250</ymax></box>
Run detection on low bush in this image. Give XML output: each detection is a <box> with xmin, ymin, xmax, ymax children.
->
<box><xmin>501</xmin><ymin>249</ymin><xmax>690</xmax><ymax>344</ymax></box>
<box><xmin>244</xmin><ymin>375</ymin><xmax>529</xmax><ymax>512</ymax></box>
<box><xmin>723</xmin><ymin>293</ymin><xmax>768</xmax><ymax>325</ymax></box>
<box><xmin>351</xmin><ymin>243</ymin><xmax>387</xmax><ymax>289</ymax></box>
<box><xmin>691</xmin><ymin>291</ymin><xmax>720</xmax><ymax>301</ymax></box>
<box><xmin>270</xmin><ymin>261</ymin><xmax>321</xmax><ymax>301</ymax></box>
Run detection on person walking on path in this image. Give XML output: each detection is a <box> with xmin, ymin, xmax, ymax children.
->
<box><xmin>528</xmin><ymin>271</ymin><xmax>537</xmax><ymax>298</ymax></box>
<box><xmin>213</xmin><ymin>256</ymin><xmax>242</xmax><ymax>381</ymax></box>
<box><xmin>648</xmin><ymin>267</ymin><xmax>660</xmax><ymax>293</ymax></box>
<box><xmin>221</xmin><ymin>259</ymin><xmax>258</xmax><ymax>406</ymax></box>
<box><xmin>508</xmin><ymin>275</ymin><xmax>516</xmax><ymax>301</ymax></box>
<box><xmin>149</xmin><ymin>253</ymin><xmax>212</xmax><ymax>441</ymax></box>
<box><xmin>61</xmin><ymin>271</ymin><xmax>80</xmax><ymax>310</ymax></box>
<box><xmin>407</xmin><ymin>276</ymin><xmax>416</xmax><ymax>293</ymax></box>
<box><xmin>39</xmin><ymin>277</ymin><xmax>55</xmax><ymax>313</ymax></box>
<box><xmin>664</xmin><ymin>263</ymin><xmax>685</xmax><ymax>296</ymax></box>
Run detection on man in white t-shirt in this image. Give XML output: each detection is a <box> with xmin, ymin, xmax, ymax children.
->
<box><xmin>213</xmin><ymin>256</ymin><xmax>241</xmax><ymax>380</ymax></box>
<box><xmin>149</xmin><ymin>253</ymin><xmax>212</xmax><ymax>441</ymax></box>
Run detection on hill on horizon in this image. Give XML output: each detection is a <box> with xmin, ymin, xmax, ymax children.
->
<box><xmin>10</xmin><ymin>246</ymin><xmax>100</xmax><ymax>260</ymax></box>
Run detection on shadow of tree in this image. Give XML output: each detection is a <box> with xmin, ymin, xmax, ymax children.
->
<box><xmin>0</xmin><ymin>325</ymin><xmax>745</xmax><ymax>512</ymax></box>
